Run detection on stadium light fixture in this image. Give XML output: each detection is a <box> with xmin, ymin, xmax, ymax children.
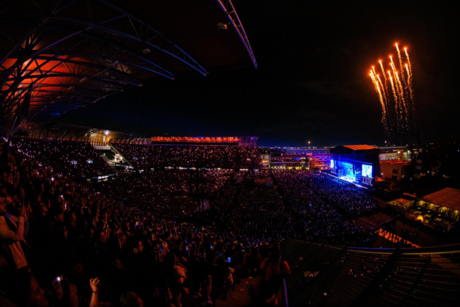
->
<box><xmin>217</xmin><ymin>22</ymin><xmax>228</xmax><ymax>30</ymax></box>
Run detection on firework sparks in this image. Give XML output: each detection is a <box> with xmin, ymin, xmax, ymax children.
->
<box><xmin>390</xmin><ymin>61</ymin><xmax>404</xmax><ymax>116</ymax></box>
<box><xmin>370</xmin><ymin>71</ymin><xmax>390</xmax><ymax>138</ymax></box>
<box><xmin>388</xmin><ymin>72</ymin><xmax>400</xmax><ymax>123</ymax></box>
<box><xmin>369</xmin><ymin>43</ymin><xmax>417</xmax><ymax>145</ymax></box>
<box><xmin>379</xmin><ymin>60</ymin><xmax>391</xmax><ymax>126</ymax></box>
<box><xmin>404</xmin><ymin>48</ymin><xmax>412</xmax><ymax>76</ymax></box>
<box><xmin>376</xmin><ymin>75</ymin><xmax>386</xmax><ymax>103</ymax></box>
<box><xmin>376</xmin><ymin>74</ymin><xmax>389</xmax><ymax>116</ymax></box>
<box><xmin>396</xmin><ymin>43</ymin><xmax>407</xmax><ymax>86</ymax></box>
<box><xmin>395</xmin><ymin>71</ymin><xmax>410</xmax><ymax>133</ymax></box>
<box><xmin>396</xmin><ymin>43</ymin><xmax>410</xmax><ymax>129</ymax></box>
<box><xmin>404</xmin><ymin>48</ymin><xmax>415</xmax><ymax>113</ymax></box>
<box><xmin>379</xmin><ymin>60</ymin><xmax>388</xmax><ymax>86</ymax></box>
<box><xmin>405</xmin><ymin>64</ymin><xmax>410</xmax><ymax>85</ymax></box>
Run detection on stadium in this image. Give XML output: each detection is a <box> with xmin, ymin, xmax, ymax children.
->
<box><xmin>1</xmin><ymin>1</ymin><xmax>459</xmax><ymax>307</ymax></box>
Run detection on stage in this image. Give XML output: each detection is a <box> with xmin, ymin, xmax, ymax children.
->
<box><xmin>329</xmin><ymin>145</ymin><xmax>380</xmax><ymax>187</ymax></box>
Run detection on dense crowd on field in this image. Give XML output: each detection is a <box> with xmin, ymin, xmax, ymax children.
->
<box><xmin>90</xmin><ymin>170</ymin><xmax>231</xmax><ymax>220</ymax></box>
<box><xmin>273</xmin><ymin>171</ymin><xmax>378</xmax><ymax>245</ymax></box>
<box><xmin>307</xmin><ymin>175</ymin><xmax>377</xmax><ymax>216</ymax></box>
<box><xmin>0</xmin><ymin>138</ymin><xmax>380</xmax><ymax>307</ymax></box>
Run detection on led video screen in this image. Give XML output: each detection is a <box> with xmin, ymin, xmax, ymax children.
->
<box><xmin>362</xmin><ymin>164</ymin><xmax>373</xmax><ymax>177</ymax></box>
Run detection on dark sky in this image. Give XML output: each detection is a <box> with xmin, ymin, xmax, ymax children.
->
<box><xmin>59</xmin><ymin>0</ymin><xmax>460</xmax><ymax>147</ymax></box>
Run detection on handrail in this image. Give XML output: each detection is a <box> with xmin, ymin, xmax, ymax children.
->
<box><xmin>283</xmin><ymin>278</ymin><xmax>289</xmax><ymax>307</ymax></box>
<box><xmin>283</xmin><ymin>239</ymin><xmax>460</xmax><ymax>256</ymax></box>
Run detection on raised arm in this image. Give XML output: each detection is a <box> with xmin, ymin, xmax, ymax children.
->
<box><xmin>0</xmin><ymin>202</ymin><xmax>25</xmax><ymax>241</ymax></box>
<box><xmin>89</xmin><ymin>277</ymin><xmax>100</xmax><ymax>307</ymax></box>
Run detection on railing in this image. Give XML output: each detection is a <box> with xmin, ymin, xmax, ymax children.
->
<box><xmin>348</xmin><ymin>242</ymin><xmax>460</xmax><ymax>256</ymax></box>
<box><xmin>283</xmin><ymin>278</ymin><xmax>289</xmax><ymax>307</ymax></box>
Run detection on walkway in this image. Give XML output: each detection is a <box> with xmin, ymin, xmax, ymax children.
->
<box><xmin>216</xmin><ymin>277</ymin><xmax>260</xmax><ymax>307</ymax></box>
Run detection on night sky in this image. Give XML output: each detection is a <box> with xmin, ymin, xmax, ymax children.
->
<box><xmin>59</xmin><ymin>0</ymin><xmax>460</xmax><ymax>147</ymax></box>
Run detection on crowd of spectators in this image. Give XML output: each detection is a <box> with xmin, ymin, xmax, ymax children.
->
<box><xmin>215</xmin><ymin>184</ymin><xmax>293</xmax><ymax>241</ymax></box>
<box><xmin>8</xmin><ymin>139</ymin><xmax>113</xmax><ymax>180</ymax></box>
<box><xmin>273</xmin><ymin>171</ymin><xmax>378</xmax><ymax>245</ymax></box>
<box><xmin>89</xmin><ymin>169</ymin><xmax>231</xmax><ymax>220</ymax></box>
<box><xmin>0</xmin><ymin>139</ymin><xmax>288</xmax><ymax>307</ymax></box>
<box><xmin>274</xmin><ymin>171</ymin><xmax>358</xmax><ymax>243</ymax></box>
<box><xmin>307</xmin><ymin>175</ymin><xmax>377</xmax><ymax>217</ymax></box>
<box><xmin>112</xmin><ymin>144</ymin><xmax>260</xmax><ymax>170</ymax></box>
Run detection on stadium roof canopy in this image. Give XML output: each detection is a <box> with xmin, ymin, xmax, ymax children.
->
<box><xmin>422</xmin><ymin>187</ymin><xmax>460</xmax><ymax>211</ymax></box>
<box><xmin>0</xmin><ymin>0</ymin><xmax>256</xmax><ymax>128</ymax></box>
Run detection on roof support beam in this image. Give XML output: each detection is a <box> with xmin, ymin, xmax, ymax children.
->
<box><xmin>94</xmin><ymin>0</ymin><xmax>208</xmax><ymax>76</ymax></box>
<box><xmin>0</xmin><ymin>19</ymin><xmax>175</xmax><ymax>79</ymax></box>
<box><xmin>34</xmin><ymin>51</ymin><xmax>168</xmax><ymax>80</ymax></box>
<box><xmin>215</xmin><ymin>0</ymin><xmax>257</xmax><ymax>68</ymax></box>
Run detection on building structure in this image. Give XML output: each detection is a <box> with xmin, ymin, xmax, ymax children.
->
<box><xmin>379</xmin><ymin>160</ymin><xmax>411</xmax><ymax>181</ymax></box>
<box><xmin>379</xmin><ymin>146</ymin><xmax>411</xmax><ymax>161</ymax></box>
<box><xmin>265</xmin><ymin>147</ymin><xmax>330</xmax><ymax>170</ymax></box>
<box><xmin>378</xmin><ymin>146</ymin><xmax>412</xmax><ymax>181</ymax></box>
<box><xmin>411</xmin><ymin>142</ymin><xmax>460</xmax><ymax>181</ymax></box>
<box><xmin>418</xmin><ymin>187</ymin><xmax>460</xmax><ymax>223</ymax></box>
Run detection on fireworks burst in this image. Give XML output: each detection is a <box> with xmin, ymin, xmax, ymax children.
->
<box><xmin>369</xmin><ymin>43</ymin><xmax>416</xmax><ymax>145</ymax></box>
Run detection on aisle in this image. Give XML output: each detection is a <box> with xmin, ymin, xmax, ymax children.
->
<box><xmin>216</xmin><ymin>277</ymin><xmax>261</xmax><ymax>307</ymax></box>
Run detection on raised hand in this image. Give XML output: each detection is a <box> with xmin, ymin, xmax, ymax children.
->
<box><xmin>19</xmin><ymin>202</ymin><xmax>26</xmax><ymax>217</ymax></box>
<box><xmin>89</xmin><ymin>277</ymin><xmax>100</xmax><ymax>293</ymax></box>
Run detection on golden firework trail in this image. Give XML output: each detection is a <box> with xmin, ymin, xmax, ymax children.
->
<box><xmin>405</xmin><ymin>64</ymin><xmax>410</xmax><ymax>85</ymax></box>
<box><xmin>389</xmin><ymin>57</ymin><xmax>401</xmax><ymax>105</ymax></box>
<box><xmin>388</xmin><ymin>71</ymin><xmax>401</xmax><ymax>125</ymax></box>
<box><xmin>394</xmin><ymin>71</ymin><xmax>408</xmax><ymax>118</ymax></box>
<box><xmin>404</xmin><ymin>48</ymin><xmax>412</xmax><ymax>77</ymax></box>
<box><xmin>396</xmin><ymin>43</ymin><xmax>408</xmax><ymax>89</ymax></box>
<box><xmin>404</xmin><ymin>48</ymin><xmax>415</xmax><ymax>108</ymax></box>
<box><xmin>370</xmin><ymin>72</ymin><xmax>385</xmax><ymax>109</ymax></box>
<box><xmin>369</xmin><ymin>72</ymin><xmax>383</xmax><ymax>108</ymax></box>
<box><xmin>370</xmin><ymin>71</ymin><xmax>389</xmax><ymax>137</ymax></box>
<box><xmin>389</xmin><ymin>55</ymin><xmax>396</xmax><ymax>71</ymax></box>
<box><xmin>396</xmin><ymin>44</ymin><xmax>410</xmax><ymax>131</ymax></box>
<box><xmin>390</xmin><ymin>62</ymin><xmax>403</xmax><ymax>113</ymax></box>
<box><xmin>377</xmin><ymin>73</ymin><xmax>392</xmax><ymax>137</ymax></box>
<box><xmin>390</xmin><ymin>61</ymin><xmax>407</xmax><ymax>118</ymax></box>
<box><xmin>379</xmin><ymin>60</ymin><xmax>391</xmax><ymax>121</ymax></box>
<box><xmin>379</xmin><ymin>60</ymin><xmax>388</xmax><ymax>89</ymax></box>
<box><xmin>376</xmin><ymin>74</ymin><xmax>388</xmax><ymax>110</ymax></box>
